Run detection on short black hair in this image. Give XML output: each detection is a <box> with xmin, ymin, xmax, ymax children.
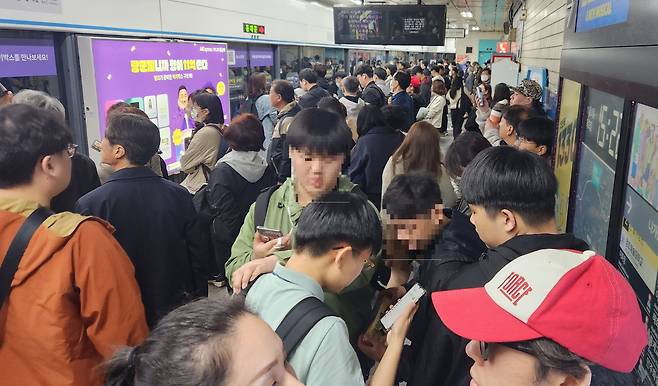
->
<box><xmin>357</xmin><ymin>104</ymin><xmax>389</xmax><ymax>137</ymax></box>
<box><xmin>0</xmin><ymin>104</ymin><xmax>72</xmax><ymax>188</ymax></box>
<box><xmin>385</xmin><ymin>64</ymin><xmax>397</xmax><ymax>75</ymax></box>
<box><xmin>299</xmin><ymin>68</ymin><xmax>318</xmax><ymax>84</ymax></box>
<box><xmin>381</xmin><ymin>105</ymin><xmax>408</xmax><ymax>132</ymax></box>
<box><xmin>333</xmin><ymin>71</ymin><xmax>347</xmax><ymax>81</ymax></box>
<box><xmin>412</xmin><ymin>66</ymin><xmax>423</xmax><ymax>75</ymax></box>
<box><xmin>294</xmin><ymin>191</ymin><xmax>382</xmax><ymax>256</ymax></box>
<box><xmin>192</xmin><ymin>92</ymin><xmax>225</xmax><ymax>125</ymax></box>
<box><xmin>461</xmin><ymin>146</ymin><xmax>557</xmax><ymax>226</ymax></box>
<box><xmin>342</xmin><ymin>76</ymin><xmax>360</xmax><ymax>94</ymax></box>
<box><xmin>444</xmin><ymin>131</ymin><xmax>492</xmax><ymax>177</ymax></box>
<box><xmin>431</xmin><ymin>65</ymin><xmax>443</xmax><ymax>73</ymax></box>
<box><xmin>373</xmin><ymin>67</ymin><xmax>386</xmax><ymax>80</ymax></box>
<box><xmin>317</xmin><ymin>96</ymin><xmax>347</xmax><ymax>119</ymax></box>
<box><xmin>355</xmin><ymin>64</ymin><xmax>374</xmax><ymax>78</ymax></box>
<box><xmin>106</xmin><ymin>113</ymin><xmax>160</xmax><ymax>166</ymax></box>
<box><xmin>314</xmin><ymin>63</ymin><xmax>327</xmax><ymax>78</ymax></box>
<box><xmin>394</xmin><ymin>71</ymin><xmax>411</xmax><ymax>89</ymax></box>
<box><xmin>502</xmin><ymin>105</ymin><xmax>529</xmax><ymax>132</ymax></box>
<box><xmin>287</xmin><ymin>108</ymin><xmax>351</xmax><ymax>156</ymax></box>
<box><xmin>382</xmin><ymin>174</ymin><xmax>442</xmax><ymax>219</ymax></box>
<box><xmin>271</xmin><ymin>80</ymin><xmax>295</xmax><ymax>103</ymax></box>
<box><xmin>517</xmin><ymin>117</ymin><xmax>555</xmax><ymax>155</ymax></box>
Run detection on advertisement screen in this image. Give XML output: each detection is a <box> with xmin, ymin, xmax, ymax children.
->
<box><xmin>571</xmin><ymin>88</ymin><xmax>623</xmax><ymax>256</ymax></box>
<box><xmin>0</xmin><ymin>37</ymin><xmax>57</xmax><ymax>78</ymax></box>
<box><xmin>619</xmin><ymin>103</ymin><xmax>658</xmax><ymax>386</ymax></box>
<box><xmin>554</xmin><ymin>79</ymin><xmax>582</xmax><ymax>232</ymax></box>
<box><xmin>90</xmin><ymin>39</ymin><xmax>230</xmax><ymax>172</ymax></box>
<box><xmin>334</xmin><ymin>5</ymin><xmax>446</xmax><ymax>46</ymax></box>
<box><xmin>576</xmin><ymin>0</ymin><xmax>630</xmax><ymax>33</ymax></box>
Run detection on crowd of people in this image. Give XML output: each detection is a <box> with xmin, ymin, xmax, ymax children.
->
<box><xmin>0</xmin><ymin>56</ymin><xmax>649</xmax><ymax>386</ymax></box>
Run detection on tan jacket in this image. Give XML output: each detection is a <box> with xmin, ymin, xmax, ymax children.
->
<box><xmin>381</xmin><ymin>157</ymin><xmax>458</xmax><ymax>209</ymax></box>
<box><xmin>180</xmin><ymin>124</ymin><xmax>223</xmax><ymax>194</ymax></box>
<box><xmin>0</xmin><ymin>198</ymin><xmax>148</xmax><ymax>386</ymax></box>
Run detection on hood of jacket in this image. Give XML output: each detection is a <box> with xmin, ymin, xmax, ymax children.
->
<box><xmin>339</xmin><ymin>96</ymin><xmax>366</xmax><ymax>116</ymax></box>
<box><xmin>216</xmin><ymin>150</ymin><xmax>268</xmax><ymax>183</ymax></box>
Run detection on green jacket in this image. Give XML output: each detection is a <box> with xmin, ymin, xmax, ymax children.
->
<box><xmin>226</xmin><ymin>176</ymin><xmax>378</xmax><ymax>341</ymax></box>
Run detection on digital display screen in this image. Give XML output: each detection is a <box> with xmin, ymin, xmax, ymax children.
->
<box><xmin>243</xmin><ymin>23</ymin><xmax>266</xmax><ymax>35</ymax></box>
<box><xmin>89</xmin><ymin>39</ymin><xmax>230</xmax><ymax>172</ymax></box>
<box><xmin>0</xmin><ymin>37</ymin><xmax>57</xmax><ymax>78</ymax></box>
<box><xmin>571</xmin><ymin>88</ymin><xmax>624</xmax><ymax>256</ymax></box>
<box><xmin>618</xmin><ymin>102</ymin><xmax>658</xmax><ymax>385</ymax></box>
<box><xmin>334</xmin><ymin>5</ymin><xmax>446</xmax><ymax>46</ymax></box>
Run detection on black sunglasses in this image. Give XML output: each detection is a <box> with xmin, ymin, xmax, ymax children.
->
<box><xmin>479</xmin><ymin>341</ymin><xmax>535</xmax><ymax>361</ymax></box>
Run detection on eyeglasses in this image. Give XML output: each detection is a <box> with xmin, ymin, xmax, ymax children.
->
<box><xmin>65</xmin><ymin>144</ymin><xmax>78</xmax><ymax>158</ymax></box>
<box><xmin>479</xmin><ymin>341</ymin><xmax>535</xmax><ymax>361</ymax></box>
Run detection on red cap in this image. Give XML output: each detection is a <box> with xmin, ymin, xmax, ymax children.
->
<box><xmin>432</xmin><ymin>249</ymin><xmax>648</xmax><ymax>372</ymax></box>
<box><xmin>410</xmin><ymin>75</ymin><xmax>421</xmax><ymax>89</ymax></box>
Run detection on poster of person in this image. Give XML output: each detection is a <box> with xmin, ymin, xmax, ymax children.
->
<box><xmin>628</xmin><ymin>103</ymin><xmax>658</xmax><ymax>209</ymax></box>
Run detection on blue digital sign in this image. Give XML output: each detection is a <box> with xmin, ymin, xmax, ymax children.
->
<box><xmin>576</xmin><ymin>0</ymin><xmax>630</xmax><ymax>33</ymax></box>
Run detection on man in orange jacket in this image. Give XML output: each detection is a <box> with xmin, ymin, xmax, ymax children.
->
<box><xmin>0</xmin><ymin>104</ymin><xmax>148</xmax><ymax>386</ymax></box>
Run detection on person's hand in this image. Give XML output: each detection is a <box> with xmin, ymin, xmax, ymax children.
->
<box><xmin>232</xmin><ymin>255</ymin><xmax>278</xmax><ymax>294</ymax></box>
<box><xmin>253</xmin><ymin>232</ymin><xmax>291</xmax><ymax>259</ymax></box>
<box><xmin>357</xmin><ymin>332</ymin><xmax>387</xmax><ymax>362</ymax></box>
<box><xmin>386</xmin><ymin>303</ymin><xmax>418</xmax><ymax>347</ymax></box>
<box><xmin>381</xmin><ymin>286</ymin><xmax>407</xmax><ymax>303</ymax></box>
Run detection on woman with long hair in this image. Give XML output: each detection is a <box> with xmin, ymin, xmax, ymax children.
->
<box><xmin>381</xmin><ymin>121</ymin><xmax>458</xmax><ymax>209</ymax></box>
<box><xmin>179</xmin><ymin>91</ymin><xmax>228</xmax><ymax>194</ymax></box>
<box><xmin>241</xmin><ymin>73</ymin><xmax>276</xmax><ymax>151</ymax></box>
<box><xmin>446</xmin><ymin>71</ymin><xmax>466</xmax><ymax>138</ymax></box>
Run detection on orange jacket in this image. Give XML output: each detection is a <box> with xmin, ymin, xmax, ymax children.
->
<box><xmin>0</xmin><ymin>198</ymin><xmax>149</xmax><ymax>386</ymax></box>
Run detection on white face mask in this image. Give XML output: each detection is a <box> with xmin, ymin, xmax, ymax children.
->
<box><xmin>481</xmin><ymin>74</ymin><xmax>490</xmax><ymax>82</ymax></box>
<box><xmin>450</xmin><ymin>176</ymin><xmax>462</xmax><ymax>199</ymax></box>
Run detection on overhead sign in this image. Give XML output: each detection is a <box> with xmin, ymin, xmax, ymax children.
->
<box><xmin>243</xmin><ymin>23</ymin><xmax>266</xmax><ymax>35</ymax></box>
<box><xmin>0</xmin><ymin>37</ymin><xmax>57</xmax><ymax>78</ymax></box>
<box><xmin>0</xmin><ymin>0</ymin><xmax>62</xmax><ymax>14</ymax></box>
<box><xmin>576</xmin><ymin>0</ymin><xmax>629</xmax><ymax>32</ymax></box>
<box><xmin>445</xmin><ymin>28</ymin><xmax>466</xmax><ymax>38</ymax></box>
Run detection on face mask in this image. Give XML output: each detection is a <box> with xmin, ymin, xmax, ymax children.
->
<box><xmin>481</xmin><ymin>74</ymin><xmax>490</xmax><ymax>82</ymax></box>
<box><xmin>450</xmin><ymin>176</ymin><xmax>462</xmax><ymax>199</ymax></box>
<box><xmin>190</xmin><ymin>108</ymin><xmax>198</xmax><ymax>120</ymax></box>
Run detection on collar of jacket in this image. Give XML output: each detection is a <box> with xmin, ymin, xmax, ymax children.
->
<box><xmin>106</xmin><ymin>166</ymin><xmax>159</xmax><ymax>183</ymax></box>
<box><xmin>277</xmin><ymin>175</ymin><xmax>356</xmax><ymax>223</ymax></box>
<box><xmin>489</xmin><ymin>233</ymin><xmax>590</xmax><ymax>264</ymax></box>
<box><xmin>277</xmin><ymin>101</ymin><xmax>299</xmax><ymax>118</ymax></box>
<box><xmin>363</xmin><ymin>126</ymin><xmax>397</xmax><ymax>136</ymax></box>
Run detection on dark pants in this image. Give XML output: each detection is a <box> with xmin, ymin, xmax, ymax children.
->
<box><xmin>212</xmin><ymin>239</ymin><xmax>230</xmax><ymax>279</ymax></box>
<box><xmin>451</xmin><ymin>108</ymin><xmax>465</xmax><ymax>138</ymax></box>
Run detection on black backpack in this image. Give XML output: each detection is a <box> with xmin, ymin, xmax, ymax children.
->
<box><xmin>240</xmin><ymin>95</ymin><xmax>261</xmax><ymax>117</ymax></box>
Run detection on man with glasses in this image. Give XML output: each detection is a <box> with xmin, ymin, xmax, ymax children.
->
<box><xmin>514</xmin><ymin>116</ymin><xmax>555</xmax><ymax>160</ymax></box>
<box><xmin>355</xmin><ymin>64</ymin><xmax>387</xmax><ymax>108</ymax></box>
<box><xmin>0</xmin><ymin>104</ymin><xmax>148</xmax><ymax>386</ymax></box>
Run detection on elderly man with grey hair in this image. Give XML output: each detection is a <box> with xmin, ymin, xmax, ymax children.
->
<box><xmin>11</xmin><ymin>89</ymin><xmax>101</xmax><ymax>212</ymax></box>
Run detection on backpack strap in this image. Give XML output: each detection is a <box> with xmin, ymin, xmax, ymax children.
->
<box><xmin>254</xmin><ymin>184</ymin><xmax>281</xmax><ymax>231</ymax></box>
<box><xmin>276</xmin><ymin>296</ymin><xmax>337</xmax><ymax>356</ymax></box>
<box><xmin>0</xmin><ymin>207</ymin><xmax>53</xmax><ymax>307</ymax></box>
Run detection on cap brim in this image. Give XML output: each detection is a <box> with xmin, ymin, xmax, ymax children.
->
<box><xmin>432</xmin><ymin>288</ymin><xmax>543</xmax><ymax>342</ymax></box>
<box><xmin>509</xmin><ymin>86</ymin><xmax>524</xmax><ymax>94</ymax></box>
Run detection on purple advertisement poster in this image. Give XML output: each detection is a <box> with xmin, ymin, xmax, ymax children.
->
<box><xmin>90</xmin><ymin>39</ymin><xmax>230</xmax><ymax>172</ymax></box>
<box><xmin>0</xmin><ymin>38</ymin><xmax>57</xmax><ymax>78</ymax></box>
<box><xmin>229</xmin><ymin>45</ymin><xmax>248</xmax><ymax>68</ymax></box>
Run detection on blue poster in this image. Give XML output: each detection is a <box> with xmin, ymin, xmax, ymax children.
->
<box><xmin>576</xmin><ymin>0</ymin><xmax>630</xmax><ymax>32</ymax></box>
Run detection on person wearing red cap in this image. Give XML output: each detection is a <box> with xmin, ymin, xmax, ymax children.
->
<box><xmin>433</xmin><ymin>248</ymin><xmax>648</xmax><ymax>386</ymax></box>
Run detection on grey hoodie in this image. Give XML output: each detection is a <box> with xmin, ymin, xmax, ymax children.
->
<box><xmin>215</xmin><ymin>150</ymin><xmax>268</xmax><ymax>183</ymax></box>
<box><xmin>339</xmin><ymin>96</ymin><xmax>366</xmax><ymax>119</ymax></box>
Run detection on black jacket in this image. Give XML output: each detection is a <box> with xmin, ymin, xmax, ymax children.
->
<box><xmin>361</xmin><ymin>81</ymin><xmax>386</xmax><ymax>108</ymax></box>
<box><xmin>51</xmin><ymin>153</ymin><xmax>100</xmax><ymax>213</ymax></box>
<box><xmin>75</xmin><ymin>167</ymin><xmax>208</xmax><ymax>327</ymax></box>
<box><xmin>419</xmin><ymin>81</ymin><xmax>432</xmax><ymax>107</ymax></box>
<box><xmin>348</xmin><ymin>126</ymin><xmax>403</xmax><ymax>209</ymax></box>
<box><xmin>206</xmin><ymin>162</ymin><xmax>277</xmax><ymax>258</ymax></box>
<box><xmin>317</xmin><ymin>77</ymin><xmax>331</xmax><ymax>92</ymax></box>
<box><xmin>269</xmin><ymin>102</ymin><xmax>302</xmax><ymax>182</ymax></box>
<box><xmin>403</xmin><ymin>233</ymin><xmax>589</xmax><ymax>386</ymax></box>
<box><xmin>298</xmin><ymin>84</ymin><xmax>331</xmax><ymax>109</ymax></box>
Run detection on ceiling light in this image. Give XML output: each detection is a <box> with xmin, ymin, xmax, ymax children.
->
<box><xmin>471</xmin><ymin>26</ymin><xmax>480</xmax><ymax>31</ymax></box>
<box><xmin>310</xmin><ymin>1</ymin><xmax>330</xmax><ymax>8</ymax></box>
<box><xmin>460</xmin><ymin>11</ymin><xmax>473</xmax><ymax>18</ymax></box>
<box><xmin>350</xmin><ymin>0</ymin><xmax>362</xmax><ymax>4</ymax></box>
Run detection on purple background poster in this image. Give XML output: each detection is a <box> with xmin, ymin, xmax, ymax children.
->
<box><xmin>91</xmin><ymin>39</ymin><xmax>230</xmax><ymax>172</ymax></box>
<box><xmin>229</xmin><ymin>45</ymin><xmax>248</xmax><ymax>68</ymax></box>
<box><xmin>0</xmin><ymin>38</ymin><xmax>57</xmax><ymax>78</ymax></box>
<box><xmin>249</xmin><ymin>45</ymin><xmax>273</xmax><ymax>67</ymax></box>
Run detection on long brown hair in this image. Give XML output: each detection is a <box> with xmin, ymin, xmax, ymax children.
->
<box><xmin>247</xmin><ymin>73</ymin><xmax>267</xmax><ymax>99</ymax></box>
<box><xmin>391</xmin><ymin>121</ymin><xmax>441</xmax><ymax>176</ymax></box>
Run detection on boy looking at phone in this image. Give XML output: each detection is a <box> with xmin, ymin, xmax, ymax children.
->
<box><xmin>240</xmin><ymin>191</ymin><xmax>416</xmax><ymax>386</ymax></box>
<box><xmin>226</xmin><ymin>108</ymin><xmax>378</xmax><ymax>341</ymax></box>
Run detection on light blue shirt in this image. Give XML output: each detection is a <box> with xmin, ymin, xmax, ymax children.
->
<box><xmin>246</xmin><ymin>264</ymin><xmax>365</xmax><ymax>386</ymax></box>
<box><xmin>255</xmin><ymin>94</ymin><xmax>276</xmax><ymax>151</ymax></box>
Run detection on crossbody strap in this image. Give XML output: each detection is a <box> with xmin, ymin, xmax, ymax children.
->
<box><xmin>276</xmin><ymin>296</ymin><xmax>336</xmax><ymax>356</ymax></box>
<box><xmin>0</xmin><ymin>207</ymin><xmax>53</xmax><ymax>307</ymax></box>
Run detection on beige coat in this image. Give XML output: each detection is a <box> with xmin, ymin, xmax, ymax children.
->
<box><xmin>180</xmin><ymin>124</ymin><xmax>223</xmax><ymax>194</ymax></box>
<box><xmin>381</xmin><ymin>156</ymin><xmax>458</xmax><ymax>209</ymax></box>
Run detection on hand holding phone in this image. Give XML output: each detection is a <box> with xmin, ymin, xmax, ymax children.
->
<box><xmin>380</xmin><ymin>283</ymin><xmax>426</xmax><ymax>331</ymax></box>
<box><xmin>256</xmin><ymin>226</ymin><xmax>284</xmax><ymax>240</ymax></box>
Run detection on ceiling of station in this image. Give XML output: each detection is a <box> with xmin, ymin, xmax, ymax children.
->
<box><xmin>314</xmin><ymin>0</ymin><xmax>511</xmax><ymax>32</ymax></box>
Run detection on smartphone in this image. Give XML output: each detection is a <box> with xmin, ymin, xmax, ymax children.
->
<box><xmin>256</xmin><ymin>226</ymin><xmax>284</xmax><ymax>240</ymax></box>
<box><xmin>91</xmin><ymin>139</ymin><xmax>102</xmax><ymax>152</ymax></box>
<box><xmin>477</xmin><ymin>87</ymin><xmax>484</xmax><ymax>106</ymax></box>
<box><xmin>380</xmin><ymin>283</ymin><xmax>426</xmax><ymax>331</ymax></box>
